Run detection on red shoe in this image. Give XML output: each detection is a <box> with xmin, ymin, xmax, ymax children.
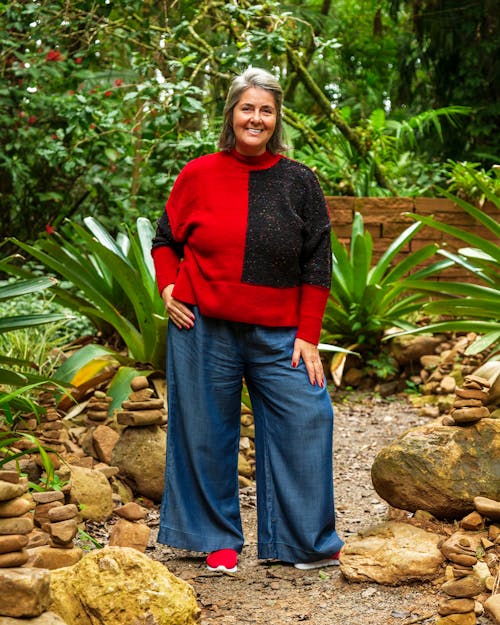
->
<box><xmin>206</xmin><ymin>549</ymin><xmax>238</xmax><ymax>573</ymax></box>
<box><xmin>294</xmin><ymin>550</ymin><xmax>341</xmax><ymax>570</ymax></box>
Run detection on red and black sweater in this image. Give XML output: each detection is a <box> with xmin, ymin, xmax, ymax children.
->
<box><xmin>151</xmin><ymin>149</ymin><xmax>332</xmax><ymax>344</ymax></box>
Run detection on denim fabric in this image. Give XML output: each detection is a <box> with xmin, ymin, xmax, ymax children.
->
<box><xmin>158</xmin><ymin>307</ymin><xmax>344</xmax><ymax>563</ymax></box>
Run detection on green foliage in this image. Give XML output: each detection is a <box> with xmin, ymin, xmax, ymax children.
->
<box><xmin>0</xmin><ymin>1</ymin><xmax>216</xmax><ymax>243</ymax></box>
<box><xmin>1</xmin><ymin>0</ymin><xmax>495</xmax><ymax>242</ymax></box>
<box><xmin>0</xmin><ymin>267</ymin><xmax>74</xmax><ymax>385</ymax></box>
<box><xmin>6</xmin><ymin>217</ymin><xmax>168</xmax><ymax>368</ymax></box>
<box><xmin>445</xmin><ymin>161</ymin><xmax>500</xmax><ymax>206</ymax></box>
<box><xmin>0</xmin><ymin>381</ymin><xmax>61</xmax><ymax>491</ymax></box>
<box><xmin>389</xmin><ymin>0</ymin><xmax>500</xmax><ymax>162</ymax></box>
<box><xmin>321</xmin><ymin>211</ymin><xmax>452</xmax><ymax>356</ymax></box>
<box><xmin>400</xmin><ymin>176</ymin><xmax>500</xmax><ymax>355</ymax></box>
<box><xmin>290</xmin><ymin>105</ymin><xmax>470</xmax><ymax>196</ymax></box>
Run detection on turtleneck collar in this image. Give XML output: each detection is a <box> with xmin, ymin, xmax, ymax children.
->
<box><xmin>227</xmin><ymin>148</ymin><xmax>282</xmax><ymax>170</ymax></box>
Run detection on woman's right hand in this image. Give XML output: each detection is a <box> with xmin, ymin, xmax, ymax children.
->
<box><xmin>161</xmin><ymin>284</ymin><xmax>195</xmax><ymax>330</ymax></box>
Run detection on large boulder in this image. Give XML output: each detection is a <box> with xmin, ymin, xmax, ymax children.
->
<box><xmin>49</xmin><ymin>546</ymin><xmax>200</xmax><ymax>625</ymax></box>
<box><xmin>371</xmin><ymin>418</ymin><xmax>500</xmax><ymax>519</ymax></box>
<box><xmin>111</xmin><ymin>425</ymin><xmax>166</xmax><ymax>502</ymax></box>
<box><xmin>339</xmin><ymin>521</ymin><xmax>444</xmax><ymax>585</ymax></box>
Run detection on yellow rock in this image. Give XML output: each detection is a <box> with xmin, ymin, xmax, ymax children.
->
<box><xmin>50</xmin><ymin>546</ymin><xmax>200</xmax><ymax>625</ymax></box>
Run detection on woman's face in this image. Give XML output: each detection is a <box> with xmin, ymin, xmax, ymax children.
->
<box><xmin>232</xmin><ymin>87</ymin><xmax>277</xmax><ymax>156</ymax></box>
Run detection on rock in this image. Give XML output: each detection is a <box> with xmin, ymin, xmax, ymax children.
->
<box><xmin>108</xmin><ymin>518</ymin><xmax>151</xmax><ymax>552</ymax></box>
<box><xmin>0</xmin><ymin>549</ymin><xmax>29</xmax><ymax>567</ymax></box>
<box><xmin>460</xmin><ymin>511</ymin><xmax>484</xmax><ymax>530</ymax></box>
<box><xmin>114</xmin><ymin>502</ymin><xmax>147</xmax><ymax>521</ymax></box>
<box><xmin>474</xmin><ymin>496</ymin><xmax>500</xmax><ymax>521</ymax></box>
<box><xmin>116</xmin><ymin>409</ymin><xmax>166</xmax><ymax>426</ymax></box>
<box><xmin>92</xmin><ymin>425</ymin><xmax>120</xmax><ymax>465</ymax></box>
<box><xmin>34</xmin><ymin>501</ymin><xmax>63</xmax><ymax>528</ymax></box>
<box><xmin>68</xmin><ymin>465</ymin><xmax>114</xmax><ymax>522</ymax></box>
<box><xmin>238</xmin><ymin>452</ymin><xmax>253</xmax><ymax>478</ymax></box>
<box><xmin>440</xmin><ymin>376</ymin><xmax>458</xmax><ymax>394</ymax></box>
<box><xmin>49</xmin><ymin>519</ymin><xmax>78</xmax><ymax>544</ymax></box>
<box><xmin>48</xmin><ymin>504</ymin><xmax>79</xmax><ymax>523</ymax></box>
<box><xmin>49</xmin><ymin>546</ymin><xmax>200</xmax><ymax>625</ymax></box>
<box><xmin>130</xmin><ymin>376</ymin><xmax>149</xmax><ymax>391</ymax></box>
<box><xmin>485</xmin><ymin>594</ymin><xmax>500</xmax><ymax>624</ymax></box>
<box><xmin>0</xmin><ymin>516</ymin><xmax>34</xmax><ymax>535</ymax></box>
<box><xmin>435</xmin><ymin>613</ymin><xmax>476</xmax><ymax>625</ymax></box>
<box><xmin>0</xmin><ymin>471</ymin><xmax>20</xmax><ymax>484</ymax></box>
<box><xmin>31</xmin><ymin>491</ymin><xmax>64</xmax><ymax>505</ymax></box>
<box><xmin>0</xmin><ymin>482</ymin><xmax>28</xmax><ymax>502</ymax></box>
<box><xmin>451</xmin><ymin>406</ymin><xmax>490</xmax><ymax>423</ymax></box>
<box><xmin>0</xmin><ymin>534</ymin><xmax>29</xmax><ymax>554</ymax></box>
<box><xmin>371</xmin><ymin>419</ymin><xmax>500</xmax><ymax>519</ymax></box>
<box><xmin>0</xmin><ymin>568</ymin><xmax>51</xmax><ymax>618</ymax></box>
<box><xmin>0</xmin><ymin>611</ymin><xmax>69</xmax><ymax>624</ymax></box>
<box><xmin>441</xmin><ymin>575</ymin><xmax>483</xmax><ymax>598</ymax></box>
<box><xmin>26</xmin><ymin>529</ymin><xmax>50</xmax><ymax>548</ymax></box>
<box><xmin>438</xmin><ymin>598</ymin><xmax>476</xmax><ymax>615</ymax></box>
<box><xmin>455</xmin><ymin>388</ymin><xmax>488</xmax><ymax>402</ymax></box>
<box><xmin>0</xmin><ymin>496</ymin><xmax>34</xmax><ymax>518</ymax></box>
<box><xmin>391</xmin><ymin>335</ymin><xmax>442</xmax><ymax>366</ymax></box>
<box><xmin>26</xmin><ymin>546</ymin><xmax>83</xmax><ymax>570</ymax></box>
<box><xmin>339</xmin><ymin>521</ymin><xmax>444</xmax><ymax>584</ymax></box>
<box><xmin>111</xmin><ymin>425</ymin><xmax>166</xmax><ymax>502</ymax></box>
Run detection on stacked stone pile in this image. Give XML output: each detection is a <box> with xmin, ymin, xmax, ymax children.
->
<box><xmin>436</xmin><ymin>497</ymin><xmax>500</xmax><ymax>625</ymax></box>
<box><xmin>85</xmin><ymin>390</ymin><xmax>113</xmax><ymax>426</ymax></box>
<box><xmin>116</xmin><ymin>376</ymin><xmax>167</xmax><ymax>427</ymax></box>
<box><xmin>443</xmin><ymin>375</ymin><xmax>491</xmax><ymax>426</ymax></box>
<box><xmin>108</xmin><ymin>501</ymin><xmax>151</xmax><ymax>553</ymax></box>
<box><xmin>0</xmin><ymin>470</ymin><xmax>33</xmax><ymax>568</ymax></box>
<box><xmin>28</xmin><ymin>490</ymin><xmax>82</xmax><ymax>570</ymax></box>
<box><xmin>36</xmin><ymin>407</ymin><xmax>68</xmax><ymax>462</ymax></box>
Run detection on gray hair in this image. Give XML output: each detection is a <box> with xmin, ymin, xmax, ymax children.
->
<box><xmin>218</xmin><ymin>67</ymin><xmax>287</xmax><ymax>154</ymax></box>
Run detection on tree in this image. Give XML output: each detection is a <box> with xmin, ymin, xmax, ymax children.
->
<box><xmin>389</xmin><ymin>0</ymin><xmax>500</xmax><ymax>161</ymax></box>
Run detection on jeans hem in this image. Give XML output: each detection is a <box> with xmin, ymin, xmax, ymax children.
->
<box><xmin>257</xmin><ymin>537</ymin><xmax>344</xmax><ymax>563</ymax></box>
<box><xmin>158</xmin><ymin>526</ymin><xmax>244</xmax><ymax>554</ymax></box>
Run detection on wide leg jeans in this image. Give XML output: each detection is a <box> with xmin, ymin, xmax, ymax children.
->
<box><xmin>158</xmin><ymin>308</ymin><xmax>344</xmax><ymax>563</ymax></box>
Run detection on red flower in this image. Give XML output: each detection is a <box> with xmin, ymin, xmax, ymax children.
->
<box><xmin>68</xmin><ymin>90</ymin><xmax>75</xmax><ymax>95</ymax></box>
<box><xmin>75</xmin><ymin>57</ymin><xmax>82</xmax><ymax>64</ymax></box>
<box><xmin>28</xmin><ymin>115</ymin><xmax>37</xmax><ymax>124</ymax></box>
<box><xmin>114</xmin><ymin>79</ymin><xmax>123</xmax><ymax>87</ymax></box>
<box><xmin>46</xmin><ymin>50</ymin><xmax>63</xmax><ymax>62</ymax></box>
<box><xmin>51</xmin><ymin>134</ymin><xmax>58</xmax><ymax>139</ymax></box>
<box><xmin>104</xmin><ymin>90</ymin><xmax>112</xmax><ymax>97</ymax></box>
<box><xmin>45</xmin><ymin>224</ymin><xmax>55</xmax><ymax>235</ymax></box>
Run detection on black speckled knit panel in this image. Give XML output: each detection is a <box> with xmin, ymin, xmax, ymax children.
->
<box><xmin>152</xmin><ymin>211</ymin><xmax>184</xmax><ymax>258</ymax></box>
<box><xmin>242</xmin><ymin>158</ymin><xmax>331</xmax><ymax>288</ymax></box>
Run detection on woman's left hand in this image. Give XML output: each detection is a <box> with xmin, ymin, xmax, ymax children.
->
<box><xmin>291</xmin><ymin>338</ymin><xmax>325</xmax><ymax>387</ymax></box>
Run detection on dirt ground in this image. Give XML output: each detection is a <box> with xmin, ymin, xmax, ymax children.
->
<box><xmin>143</xmin><ymin>391</ymin><xmax>494</xmax><ymax>625</ymax></box>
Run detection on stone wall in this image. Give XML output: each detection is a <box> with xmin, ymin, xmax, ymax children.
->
<box><xmin>326</xmin><ymin>196</ymin><xmax>499</xmax><ymax>282</ymax></box>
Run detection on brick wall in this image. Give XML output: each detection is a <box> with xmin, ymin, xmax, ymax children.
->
<box><xmin>326</xmin><ymin>197</ymin><xmax>499</xmax><ymax>282</ymax></box>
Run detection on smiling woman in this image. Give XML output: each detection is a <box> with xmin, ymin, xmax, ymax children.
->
<box><xmin>232</xmin><ymin>87</ymin><xmax>277</xmax><ymax>156</ymax></box>
<box><xmin>151</xmin><ymin>67</ymin><xmax>343</xmax><ymax>575</ymax></box>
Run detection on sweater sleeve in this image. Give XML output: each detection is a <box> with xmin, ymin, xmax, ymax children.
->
<box><xmin>151</xmin><ymin>163</ymin><xmax>197</xmax><ymax>295</ymax></box>
<box><xmin>296</xmin><ymin>169</ymin><xmax>332</xmax><ymax>344</ymax></box>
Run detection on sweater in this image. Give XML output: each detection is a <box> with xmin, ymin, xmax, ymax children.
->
<box><xmin>151</xmin><ymin>149</ymin><xmax>332</xmax><ymax>344</ymax></box>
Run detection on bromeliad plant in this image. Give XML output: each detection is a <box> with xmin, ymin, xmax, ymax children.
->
<box><xmin>321</xmin><ymin>211</ymin><xmax>453</xmax><ymax>366</ymax></box>
<box><xmin>6</xmin><ymin>217</ymin><xmax>168</xmax><ymax>369</ymax></box>
<box><xmin>400</xmin><ymin>174</ymin><xmax>500</xmax><ymax>356</ymax></box>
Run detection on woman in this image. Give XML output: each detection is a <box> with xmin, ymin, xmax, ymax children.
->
<box><xmin>152</xmin><ymin>67</ymin><xmax>343</xmax><ymax>573</ymax></box>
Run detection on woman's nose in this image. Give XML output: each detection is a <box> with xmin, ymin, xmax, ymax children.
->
<box><xmin>250</xmin><ymin>109</ymin><xmax>262</xmax><ymax>123</ymax></box>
